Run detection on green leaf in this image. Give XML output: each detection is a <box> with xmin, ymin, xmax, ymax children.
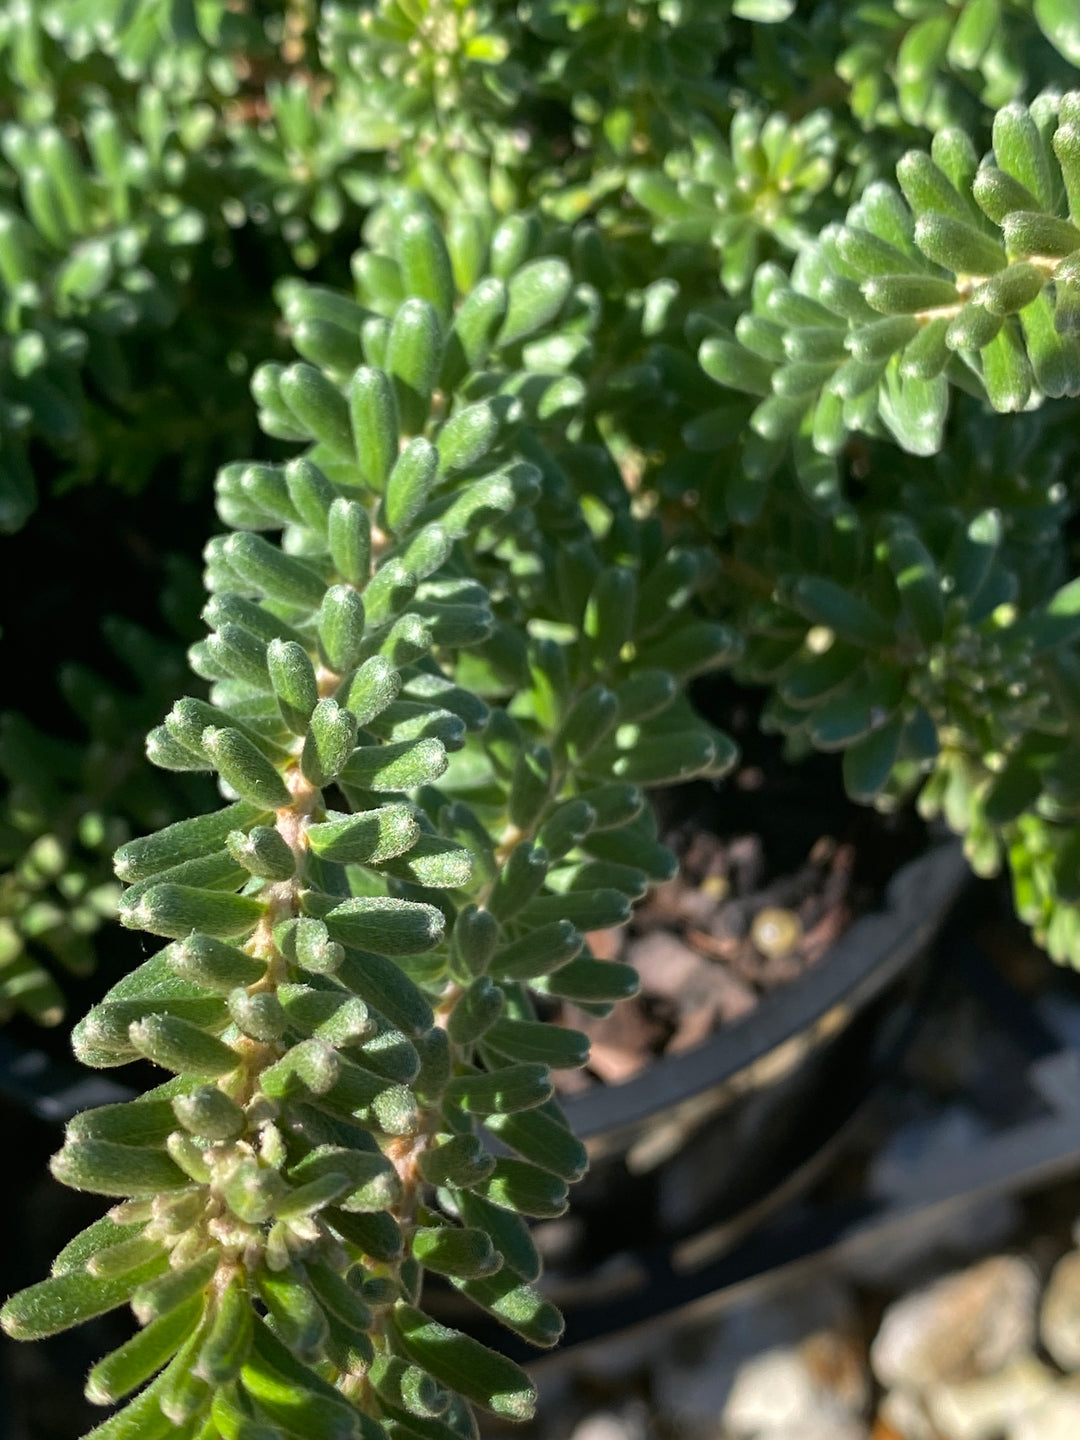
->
<box><xmin>779</xmin><ymin>575</ymin><xmax>894</xmax><ymax>646</ymax></box>
<box><xmin>532</xmin><ymin>955</ymin><xmax>640</xmax><ymax>1004</ymax></box>
<box><xmin>304</xmin><ymin>1260</ymin><xmax>373</xmax><ymax>1335</ymax></box>
<box><xmin>81</xmin><ymin>1367</ymin><xmax>175</xmax><ymax>1440</ymax></box>
<box><xmin>121</xmin><ymin>884</ymin><xmax>265</xmax><ymax>941</ymax></box>
<box><xmin>348</xmin><ymin>367</ymin><xmax>399</xmax><ymax>491</ymax></box>
<box><xmin>445</xmin><ymin>978</ymin><xmax>505</xmax><ymax>1047</ymax></box>
<box><xmin>981</xmin><ymin>324</ymin><xmax>1032</xmax><ymax>411</ymax></box>
<box><xmin>223</xmin><ymin>532</ymin><xmax>326</xmax><ymax>611</ymax></box>
<box><xmin>418</xmin><ymin>1135</ymin><xmax>495</xmax><ymax>1189</ymax></box>
<box><xmin>880</xmin><ymin>518</ymin><xmax>945</xmax><ymax>645</ymax></box>
<box><xmin>268</xmin><ymin>640</ymin><xmax>320</xmax><ymax>734</ymax></box>
<box><xmin>862</xmin><ymin>275</ymin><xmax>959</xmax><ymax>315</ymax></box>
<box><xmin>253</xmin><ymin>1266</ymin><xmax>329</xmax><ymax>1359</ymax></box>
<box><xmin>436</xmin><ymin>401</ymin><xmax>502</xmax><ymax>479</ymax></box>
<box><xmin>441</xmin><ymin>277</ymin><xmax>507</xmax><ymax>388</ymax></box>
<box><xmin>241</xmin><ymin>1319</ymin><xmax>360</xmax><ymax>1439</ymax></box>
<box><xmin>203</xmin><ymin>727</ymin><xmax>291</xmax><ymax>809</ymax></box>
<box><xmin>397</xmin><ymin>208</ymin><xmax>456</xmax><ymax>327</ymax></box>
<box><xmin>67</xmin><ymin>1097</ymin><xmax>179</xmax><ymax>1148</ymax></box>
<box><xmin>842</xmin><ymin>714</ymin><xmax>904</xmax><ymax>801</ymax></box>
<box><xmin>483</xmin><ymin>1106</ymin><xmax>588</xmax><ymax>1182</ymax></box>
<box><xmin>386</xmin><ymin>439</ymin><xmax>439</xmax><ymax>534</ymax></box>
<box><xmin>132</xmin><ymin>1250</ymin><xmax>221</xmax><ymax>1327</ymax></box>
<box><xmin>285</xmin><ymin>457</ymin><xmax>336</xmax><ymax>532</ymax></box>
<box><xmin>444</xmin><ymin>1063</ymin><xmax>553</xmax><ymax>1115</ymax></box>
<box><xmin>486</xmin><ymin>842</ymin><xmax>549</xmax><ymax>922</ymax></box>
<box><xmin>498</xmin><ymin>259</ymin><xmax>572</xmax><ymax>348</ymax></box>
<box><xmin>172</xmin><ymin>1085</ymin><xmax>246</xmax><ymax>1141</ymax></box>
<box><xmin>412</xmin><ymin>1226</ymin><xmax>501</xmax><ymax>1279</ymax></box>
<box><xmin>171</xmin><ymin>933</ymin><xmax>266</xmax><ymax>992</ymax></box>
<box><xmin>194</xmin><ymin>1278</ymin><xmax>253</xmax><ymax>1385</ymax></box>
<box><xmin>1019</xmin><ymin>576</ymin><xmax>1080</xmax><ymax>653</ymax></box>
<box><xmin>336</xmin><ymin>949</ymin><xmax>435</xmax><ymax>1036</ymax></box>
<box><xmin>307</xmin><ymin>805</ymin><xmax>419</xmax><ymax>864</ymax></box>
<box><xmin>279</xmin><ymin>363</ymin><xmax>355</xmax><ymax>459</ymax></box>
<box><xmin>341</xmin><ymin>655</ymin><xmax>402</xmax><ymax>726</ymax></box>
<box><xmin>301</xmin><ymin>699</ymin><xmax>359</xmax><ymax>787</ymax></box>
<box><xmin>391</xmin><ymin>1304</ymin><xmax>537</xmax><ymax>1420</ymax></box>
<box><xmin>488</xmin><ymin>920</ymin><xmax>583</xmax><ymax>981</ymax></box>
<box><xmin>324</xmin><ymin>896</ymin><xmax>445</xmax><ymax>955</ymax></box>
<box><xmin>85</xmin><ymin>1294</ymin><xmax>205</xmax><ymax>1405</ymax></box>
<box><xmin>470</xmin><ymin>1157</ymin><xmax>569</xmax><ymax>1218</ymax></box>
<box><xmin>129</xmin><ymin>1012</ymin><xmax>241</xmax><ymax>1076</ymax></box>
<box><xmin>1002</xmin><ymin>211</ymin><xmax>1080</xmax><ymax>259</ymax></box>
<box><xmin>340</xmin><ymin>738</ymin><xmax>448</xmax><ymax>791</ymax></box>
<box><xmin>226</xmin><ymin>825</ymin><xmax>296</xmax><ymax>881</ymax></box>
<box><xmin>115</xmin><ymin>803</ymin><xmax>269</xmax><ymax>884</ymax></box>
<box><xmin>1036</xmin><ymin>0</ymin><xmax>1080</xmax><ymax>64</ymax></box>
<box><xmin>456</xmin><ymin>1190</ymin><xmax>539</xmax><ymax>1284</ymax></box>
<box><xmin>977</xmin><ymin>264</ymin><xmax>1046</xmax><ymax>316</ymax></box>
<box><xmin>319</xmin><ymin>584</ymin><xmax>371</xmax><ymax>673</ymax></box>
<box><xmin>370</xmin><ymin>1354</ymin><xmax>449</xmax><ymax>1420</ymax></box>
<box><xmin>732</xmin><ymin>0</ymin><xmax>794</xmax><ymax>18</ymax></box>
<box><xmin>914</xmin><ymin>214</ymin><xmax>1005</xmax><ymax>273</ymax></box>
<box><xmin>481</xmin><ymin>1016</ymin><xmax>589</xmax><ymax>1070</ymax></box>
<box><xmin>388</xmin><ymin>299</ymin><xmax>443</xmax><ymax>435</ymax></box>
<box><xmin>1020</xmin><ymin>289</ymin><xmax>1080</xmax><ymax>399</ymax></box>
<box><xmin>450</xmin><ymin>1271</ymin><xmax>564</xmax><ymax>1348</ymax></box>
<box><xmin>1</xmin><ymin>1251</ymin><xmax>170</xmax><ymax>1340</ymax></box>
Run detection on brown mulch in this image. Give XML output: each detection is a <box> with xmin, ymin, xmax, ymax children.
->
<box><xmin>553</xmin><ymin>826</ymin><xmax>871</xmax><ymax>1093</ymax></box>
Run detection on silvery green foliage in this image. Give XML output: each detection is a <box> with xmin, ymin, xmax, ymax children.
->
<box><xmin>1</xmin><ymin>210</ymin><xmax>737</xmax><ymax>1435</ymax></box>
<box><xmin>10</xmin><ymin>1</ymin><xmax>1080</xmax><ymax>1425</ymax></box>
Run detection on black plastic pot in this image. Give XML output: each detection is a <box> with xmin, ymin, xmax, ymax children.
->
<box><xmin>520</xmin><ymin>841</ymin><xmax>972</xmax><ymax>1276</ymax></box>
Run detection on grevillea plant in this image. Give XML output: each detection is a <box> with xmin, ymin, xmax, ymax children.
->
<box><xmin>9</xmin><ymin>0</ymin><xmax>1080</xmax><ymax>1430</ymax></box>
<box><xmin>1</xmin><ymin>207</ymin><xmax>736</xmax><ymax>1435</ymax></box>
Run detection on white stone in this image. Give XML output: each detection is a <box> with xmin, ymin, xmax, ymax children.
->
<box><xmin>568</xmin><ymin>1408</ymin><xmax>647</xmax><ymax>1440</ymax></box>
<box><xmin>871</xmin><ymin>1256</ymin><xmax>1039</xmax><ymax>1391</ymax></box>
<box><xmin>652</xmin><ymin>1284</ymin><xmax>866</xmax><ymax>1431</ymax></box>
<box><xmin>878</xmin><ymin>1388</ymin><xmax>937</xmax><ymax>1440</ymax></box>
<box><xmin>1040</xmin><ymin>1249</ymin><xmax>1080</xmax><ymax>1371</ymax></box>
<box><xmin>926</xmin><ymin>1357</ymin><xmax>1056</xmax><ymax>1440</ymax></box>
<box><xmin>752</xmin><ymin>1418</ymin><xmax>867</xmax><ymax>1440</ymax></box>
<box><xmin>723</xmin><ymin>1343</ymin><xmax>867</xmax><ymax>1438</ymax></box>
<box><xmin>1009</xmin><ymin>1390</ymin><xmax>1080</xmax><ymax>1440</ymax></box>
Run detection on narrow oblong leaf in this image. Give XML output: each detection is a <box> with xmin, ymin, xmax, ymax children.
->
<box><xmin>121</xmin><ymin>884</ymin><xmax>265</xmax><ymax>941</ymax></box>
<box><xmin>482</xmin><ymin>1016</ymin><xmax>589</xmax><ymax>1070</ymax></box>
<box><xmin>128</xmin><ymin>1013</ymin><xmax>241</xmax><ymax>1076</ymax></box>
<box><xmin>50</xmin><ymin>1139</ymin><xmax>191</xmax><ymax>1195</ymax></box>
<box><xmin>339</xmin><ymin>738</ymin><xmax>448</xmax><ymax>792</ymax></box>
<box><xmin>348</xmin><ymin>367</ymin><xmax>399</xmax><ymax>492</ymax></box>
<box><xmin>1</xmin><ymin>1251</ymin><xmax>170</xmax><ymax>1340</ymax></box>
<box><xmin>132</xmin><ymin>1250</ymin><xmax>222</xmax><ymax>1326</ymax></box>
<box><xmin>412</xmin><ymin>1226</ymin><xmax>501</xmax><ymax>1279</ymax></box>
<box><xmin>498</xmin><ymin>259</ymin><xmax>572</xmax><ymax>348</ymax></box>
<box><xmin>241</xmin><ymin>1318</ymin><xmax>360</xmax><ymax>1439</ymax></box>
<box><xmin>324</xmin><ymin>897</ymin><xmax>445</xmax><ymax>955</ymax></box>
<box><xmin>85</xmin><ymin>1293</ymin><xmax>205</xmax><ymax>1405</ymax></box>
<box><xmin>391</xmin><ymin>1304</ymin><xmax>537</xmax><ymax>1420</ymax></box>
<box><xmin>451</xmin><ymin>1271</ymin><xmax>564</xmax><ymax>1348</ymax></box>
<box><xmin>471</xmin><ymin>1157</ymin><xmax>569</xmax><ymax>1218</ymax></box>
<box><xmin>114</xmin><ymin>803</ymin><xmax>269</xmax><ymax>884</ymax></box>
<box><xmin>203</xmin><ymin>727</ymin><xmax>291</xmax><ymax>809</ymax></box>
<box><xmin>444</xmin><ymin>1063</ymin><xmax>552</xmax><ymax>1116</ymax></box>
<box><xmin>483</xmin><ymin>1107</ymin><xmax>588</xmax><ymax>1182</ymax></box>
<box><xmin>307</xmin><ymin>805</ymin><xmax>419</xmax><ymax>863</ymax></box>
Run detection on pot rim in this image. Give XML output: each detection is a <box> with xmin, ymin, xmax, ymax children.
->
<box><xmin>558</xmin><ymin>840</ymin><xmax>970</xmax><ymax>1141</ymax></box>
